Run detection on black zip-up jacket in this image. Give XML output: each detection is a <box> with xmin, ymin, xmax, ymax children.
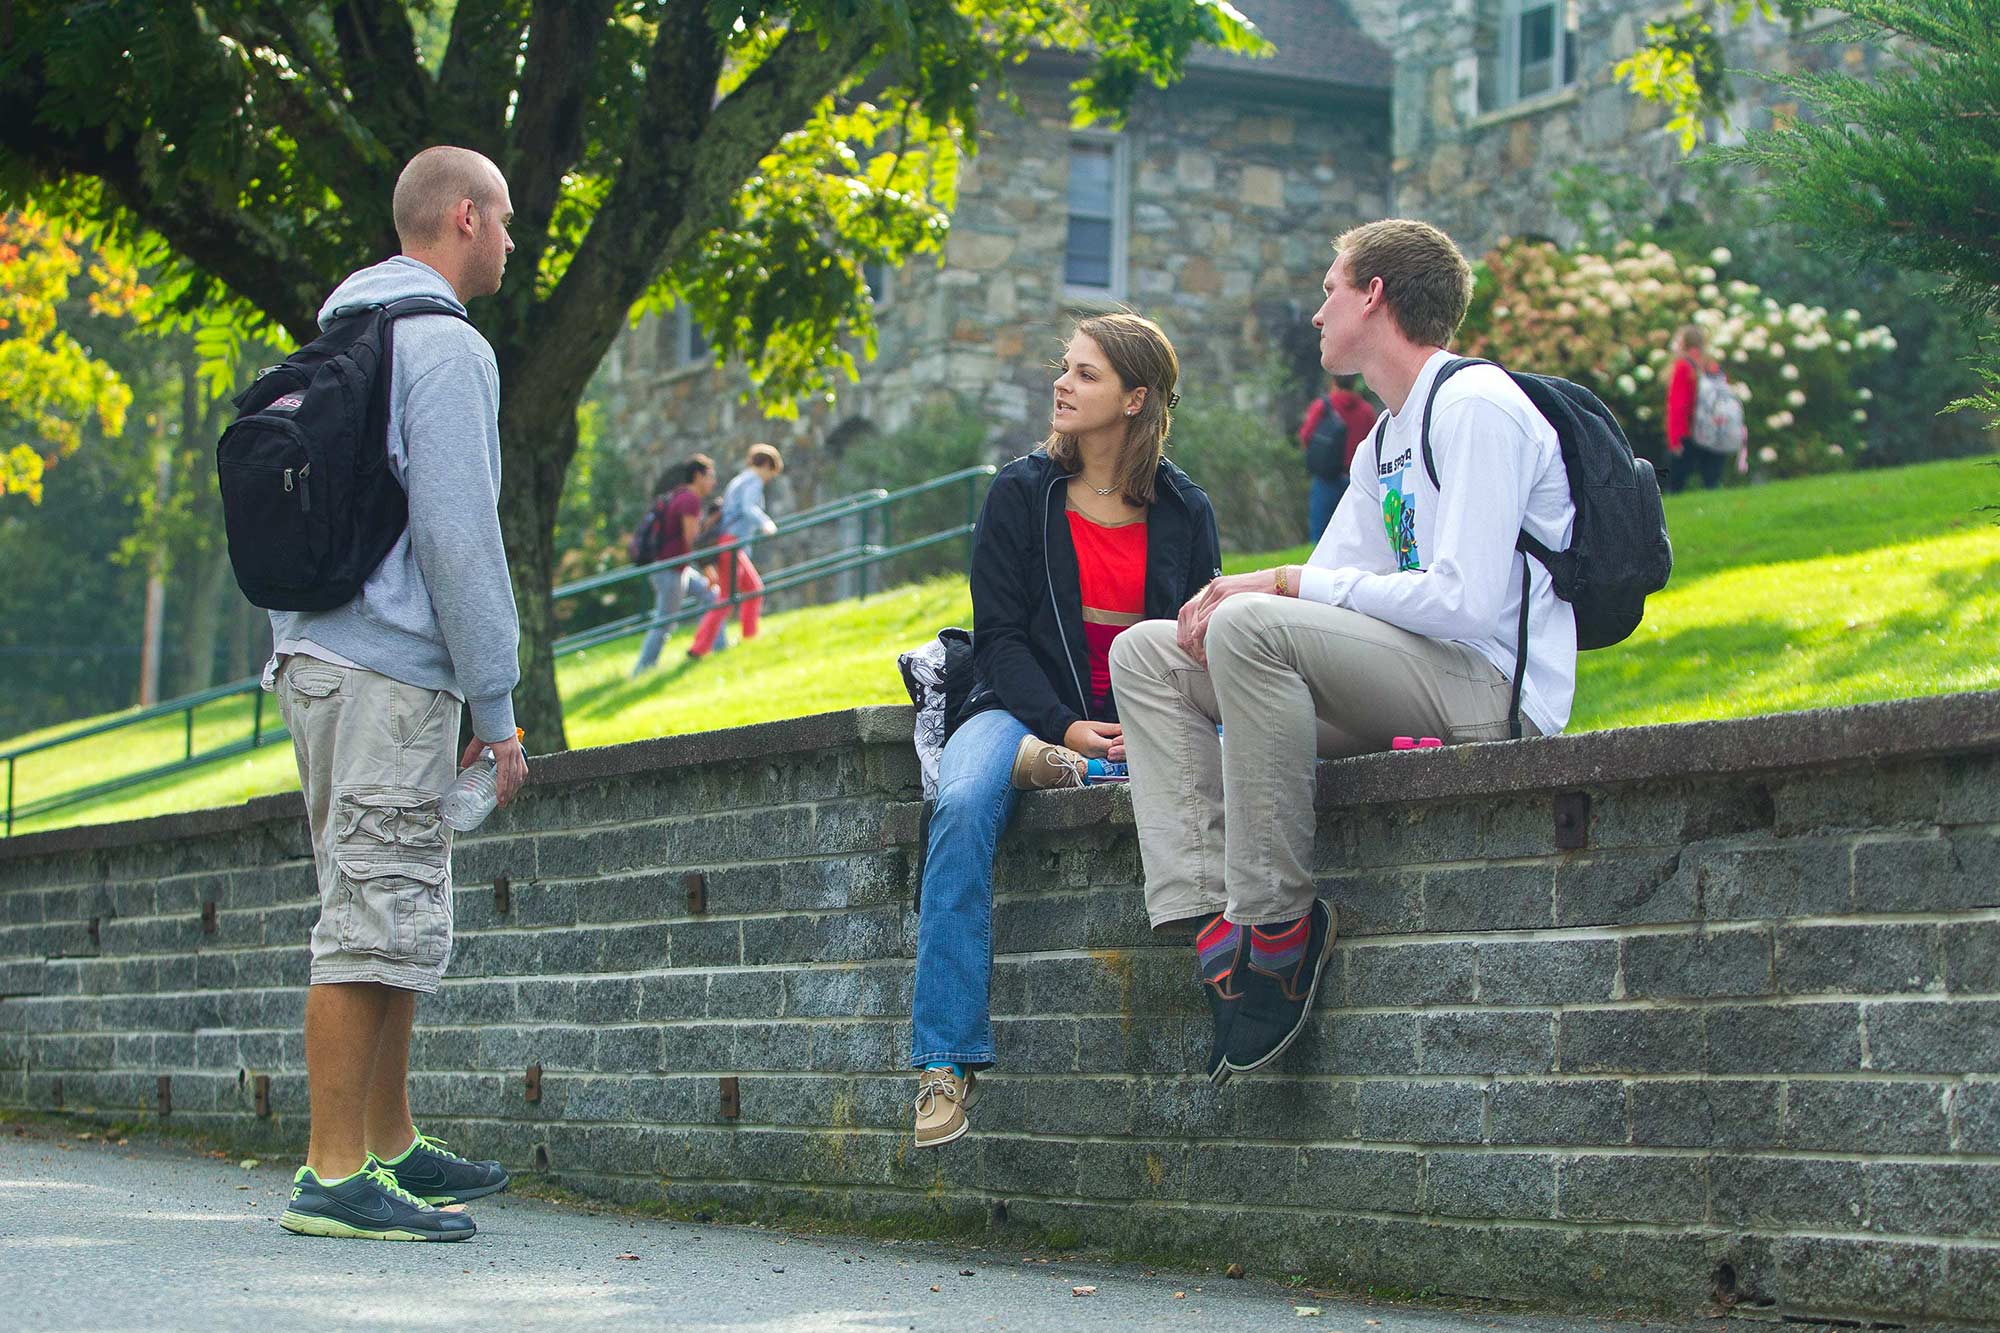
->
<box><xmin>955</xmin><ymin>449</ymin><xmax>1223</xmax><ymax>743</ymax></box>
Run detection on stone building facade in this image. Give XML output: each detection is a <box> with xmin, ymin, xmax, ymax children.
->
<box><xmin>1387</xmin><ymin>0</ymin><xmax>1899</xmax><ymax>249</ymax></box>
<box><xmin>594</xmin><ymin>1</ymin><xmax>1893</xmax><ymax>519</ymax></box>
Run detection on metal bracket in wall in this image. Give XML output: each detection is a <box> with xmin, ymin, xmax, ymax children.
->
<box><xmin>493</xmin><ymin>875</ymin><xmax>511</xmax><ymax>916</ymax></box>
<box><xmin>254</xmin><ymin>1074</ymin><xmax>271</xmax><ymax>1118</ymax></box>
<box><xmin>685</xmin><ymin>871</ymin><xmax>708</xmax><ymax>915</ymax></box>
<box><xmin>50</xmin><ymin>1078</ymin><xmax>61</xmax><ymax>1110</ymax></box>
<box><xmin>1554</xmin><ymin>791</ymin><xmax>1591</xmax><ymax>851</ymax></box>
<box><xmin>157</xmin><ymin>1075</ymin><xmax>172</xmax><ymax>1117</ymax></box>
<box><xmin>201</xmin><ymin>901</ymin><xmax>217</xmax><ymax>934</ymax></box>
<box><xmin>524</xmin><ymin>1063</ymin><xmax>542</xmax><ymax>1103</ymax></box>
<box><xmin>719</xmin><ymin>1076</ymin><xmax>740</xmax><ymax>1120</ymax></box>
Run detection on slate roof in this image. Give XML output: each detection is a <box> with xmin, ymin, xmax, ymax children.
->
<box><xmin>1187</xmin><ymin>0</ymin><xmax>1394</xmax><ymax>94</ymax></box>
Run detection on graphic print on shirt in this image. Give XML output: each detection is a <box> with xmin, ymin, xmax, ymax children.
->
<box><xmin>1377</xmin><ymin>444</ymin><xmax>1421</xmax><ymax>571</ymax></box>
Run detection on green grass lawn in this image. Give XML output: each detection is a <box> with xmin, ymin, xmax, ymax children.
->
<box><xmin>8</xmin><ymin>455</ymin><xmax>1996</xmax><ymax>836</ymax></box>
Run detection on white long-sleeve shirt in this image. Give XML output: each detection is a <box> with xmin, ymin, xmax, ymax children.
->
<box><xmin>1298</xmin><ymin>351</ymin><xmax>1578</xmax><ymax>735</ymax></box>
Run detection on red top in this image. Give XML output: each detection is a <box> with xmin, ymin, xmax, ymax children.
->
<box><xmin>1665</xmin><ymin>355</ymin><xmax>1703</xmax><ymax>454</ymax></box>
<box><xmin>1297</xmin><ymin>388</ymin><xmax>1380</xmax><ymax>472</ymax></box>
<box><xmin>1066</xmin><ymin>504</ymin><xmax>1148</xmax><ymax>705</ymax></box>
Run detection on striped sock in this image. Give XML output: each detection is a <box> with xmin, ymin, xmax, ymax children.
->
<box><xmin>1196</xmin><ymin>912</ymin><xmax>1241</xmax><ymax>987</ymax></box>
<box><xmin>1249</xmin><ymin>914</ymin><xmax>1309</xmax><ymax>973</ymax></box>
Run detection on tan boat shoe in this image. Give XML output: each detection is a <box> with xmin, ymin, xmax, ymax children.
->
<box><xmin>1009</xmin><ymin>735</ymin><xmax>1085</xmax><ymax>790</ymax></box>
<box><xmin>913</xmin><ymin>1067</ymin><xmax>978</xmax><ymax>1148</ymax></box>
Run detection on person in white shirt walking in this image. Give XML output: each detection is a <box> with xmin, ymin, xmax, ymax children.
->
<box><xmin>1109</xmin><ymin>218</ymin><xmax>1578</xmax><ymax>1085</ymax></box>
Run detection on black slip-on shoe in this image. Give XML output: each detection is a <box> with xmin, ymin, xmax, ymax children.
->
<box><xmin>1221</xmin><ymin>899</ymin><xmax>1337</xmax><ymax>1078</ymax></box>
<box><xmin>1196</xmin><ymin>912</ymin><xmax>1249</xmax><ymax>1086</ymax></box>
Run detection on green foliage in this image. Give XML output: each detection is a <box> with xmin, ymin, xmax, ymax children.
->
<box><xmin>1162</xmin><ymin>396</ymin><xmax>1304</xmax><ymax>552</ymax></box>
<box><xmin>0</xmin><ymin>210</ymin><xmax>140</xmax><ymax>503</ymax></box>
<box><xmin>0</xmin><ymin>444</ymin><xmax>148</xmax><ymax>738</ymax></box>
<box><xmin>825</xmin><ymin>400</ymin><xmax>991</xmax><ymax>586</ymax></box>
<box><xmin>1716</xmin><ymin>0</ymin><xmax>2000</xmax><ymax>426</ymax></box>
<box><xmin>1623</xmin><ymin>1</ymin><xmax>2000</xmax><ymax>457</ymax></box>
<box><xmin>1613</xmin><ymin>0</ymin><xmax>1819</xmax><ymax>150</ymax></box>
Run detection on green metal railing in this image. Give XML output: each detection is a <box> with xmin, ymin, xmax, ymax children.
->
<box><xmin>2</xmin><ymin>464</ymin><xmax>994</xmax><ymax>836</ymax></box>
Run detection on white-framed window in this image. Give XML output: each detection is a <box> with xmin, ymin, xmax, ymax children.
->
<box><xmin>1480</xmin><ymin>0</ymin><xmax>1579</xmax><ymax>112</ymax></box>
<box><xmin>1064</xmin><ymin>135</ymin><xmax>1127</xmax><ymax>299</ymax></box>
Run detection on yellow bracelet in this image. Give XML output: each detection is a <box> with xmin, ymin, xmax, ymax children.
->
<box><xmin>1274</xmin><ymin>565</ymin><xmax>1289</xmax><ymax>597</ymax></box>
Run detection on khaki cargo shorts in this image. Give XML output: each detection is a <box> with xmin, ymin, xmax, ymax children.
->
<box><xmin>275</xmin><ymin>655</ymin><xmax>459</xmax><ymax>993</ymax></box>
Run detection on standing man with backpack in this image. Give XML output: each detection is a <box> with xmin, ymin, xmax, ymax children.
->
<box><xmin>253</xmin><ymin>146</ymin><xmax>526</xmax><ymax>1241</ymax></box>
<box><xmin>1297</xmin><ymin>373</ymin><xmax>1379</xmax><ymax>541</ymax></box>
<box><xmin>631</xmin><ymin>454</ymin><xmax>718</xmax><ymax>676</ymax></box>
<box><xmin>1111</xmin><ymin>218</ymin><xmax>1664</xmax><ymax>1086</ymax></box>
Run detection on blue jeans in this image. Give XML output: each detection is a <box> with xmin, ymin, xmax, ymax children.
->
<box><xmin>1308</xmin><ymin>473</ymin><xmax>1347</xmax><ymax>543</ymax></box>
<box><xmin>634</xmin><ymin>567</ymin><xmax>723</xmax><ymax>673</ymax></box>
<box><xmin>909</xmin><ymin>706</ymin><xmax>1031</xmax><ymax>1070</ymax></box>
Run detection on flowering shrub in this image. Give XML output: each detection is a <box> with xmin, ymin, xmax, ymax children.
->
<box><xmin>1459</xmin><ymin>239</ymin><xmax>1895</xmax><ymax>478</ymax></box>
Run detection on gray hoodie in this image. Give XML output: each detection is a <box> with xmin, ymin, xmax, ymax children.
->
<box><xmin>268</xmin><ymin>256</ymin><xmax>520</xmax><ymax>740</ymax></box>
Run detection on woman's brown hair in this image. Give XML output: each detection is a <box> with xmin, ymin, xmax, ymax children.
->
<box><xmin>1042</xmin><ymin>311</ymin><xmax>1179</xmax><ymax>506</ymax></box>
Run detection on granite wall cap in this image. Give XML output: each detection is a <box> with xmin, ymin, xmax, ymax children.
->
<box><xmin>7</xmin><ymin>692</ymin><xmax>1996</xmax><ymax>864</ymax></box>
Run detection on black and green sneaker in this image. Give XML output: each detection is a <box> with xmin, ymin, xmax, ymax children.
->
<box><xmin>379</xmin><ymin>1130</ymin><xmax>510</xmax><ymax>1206</ymax></box>
<box><xmin>279</xmin><ymin>1161</ymin><xmax>476</xmax><ymax>1241</ymax></box>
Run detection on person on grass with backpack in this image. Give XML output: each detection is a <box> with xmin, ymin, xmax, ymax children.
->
<box><xmin>631</xmin><ymin>453</ymin><xmax>721</xmax><ymax>676</ymax></box>
<box><xmin>262</xmin><ymin>146</ymin><xmax>525</xmax><ymax>1242</ymax></box>
<box><xmin>1298</xmin><ymin>373</ymin><xmax>1379</xmax><ymax>541</ymax></box>
<box><xmin>1110</xmin><ymin>218</ymin><xmax>1584</xmax><ymax>1084</ymax></box>
<box><xmin>1664</xmin><ymin>323</ymin><xmax>1743</xmax><ymax>491</ymax></box>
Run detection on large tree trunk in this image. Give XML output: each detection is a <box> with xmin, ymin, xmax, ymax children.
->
<box><xmin>497</xmin><ymin>391</ymin><xmax>582</xmax><ymax>753</ymax></box>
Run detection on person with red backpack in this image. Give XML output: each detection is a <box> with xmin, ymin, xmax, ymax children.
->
<box><xmin>1297</xmin><ymin>373</ymin><xmax>1379</xmax><ymax>541</ymax></box>
<box><xmin>631</xmin><ymin>454</ymin><xmax>716</xmax><ymax>675</ymax></box>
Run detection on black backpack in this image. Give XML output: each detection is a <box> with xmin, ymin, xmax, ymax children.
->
<box><xmin>216</xmin><ymin>296</ymin><xmax>470</xmax><ymax>611</ymax></box>
<box><xmin>629</xmin><ymin>496</ymin><xmax>673</xmax><ymax>565</ymax></box>
<box><xmin>1304</xmin><ymin>393</ymin><xmax>1350</xmax><ymax>481</ymax></box>
<box><xmin>1414</xmin><ymin>357</ymin><xmax>1672</xmax><ymax>734</ymax></box>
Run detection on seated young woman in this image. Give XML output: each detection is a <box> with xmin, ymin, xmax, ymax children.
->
<box><xmin>910</xmin><ymin>312</ymin><xmax>1222</xmax><ymax>1148</ymax></box>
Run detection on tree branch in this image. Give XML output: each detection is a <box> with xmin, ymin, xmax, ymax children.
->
<box><xmin>206</xmin><ymin>8</ymin><xmax>385</xmax><ymax>203</ymax></box>
<box><xmin>0</xmin><ymin>78</ymin><xmax>326</xmax><ymax>342</ymax></box>
<box><xmin>526</xmin><ymin>9</ymin><xmax>887</xmax><ymax>399</ymax></box>
<box><xmin>507</xmin><ymin>0</ymin><xmax>618</xmax><ymax>237</ymax></box>
<box><xmin>330</xmin><ymin>0</ymin><xmax>430</xmax><ymax>159</ymax></box>
<box><xmin>433</xmin><ymin>0</ymin><xmax>529</xmax><ymax>155</ymax></box>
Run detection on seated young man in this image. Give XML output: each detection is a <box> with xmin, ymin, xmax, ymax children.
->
<box><xmin>1108</xmin><ymin>218</ymin><xmax>1578</xmax><ymax>1084</ymax></box>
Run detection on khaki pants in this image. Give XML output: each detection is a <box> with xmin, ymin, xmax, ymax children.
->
<box><xmin>275</xmin><ymin>655</ymin><xmax>459</xmax><ymax>993</ymax></box>
<box><xmin>1108</xmin><ymin>596</ymin><xmax>1534</xmax><ymax>929</ymax></box>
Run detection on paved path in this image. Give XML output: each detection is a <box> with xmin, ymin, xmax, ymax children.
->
<box><xmin>1</xmin><ymin>1119</ymin><xmax>1704</xmax><ymax>1332</ymax></box>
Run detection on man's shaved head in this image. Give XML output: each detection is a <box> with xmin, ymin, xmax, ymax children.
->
<box><xmin>393</xmin><ymin>146</ymin><xmax>506</xmax><ymax>249</ymax></box>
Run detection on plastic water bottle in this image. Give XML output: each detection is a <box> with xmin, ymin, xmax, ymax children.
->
<box><xmin>439</xmin><ymin>729</ymin><xmax>522</xmax><ymax>832</ymax></box>
<box><xmin>1083</xmin><ymin>758</ymin><xmax>1129</xmax><ymax>785</ymax></box>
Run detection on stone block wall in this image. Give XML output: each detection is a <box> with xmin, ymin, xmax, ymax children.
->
<box><xmin>3</xmin><ymin>695</ymin><xmax>1999</xmax><ymax>1326</ymax></box>
<box><xmin>1388</xmin><ymin>1</ymin><xmax>1903</xmax><ymax>252</ymax></box>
